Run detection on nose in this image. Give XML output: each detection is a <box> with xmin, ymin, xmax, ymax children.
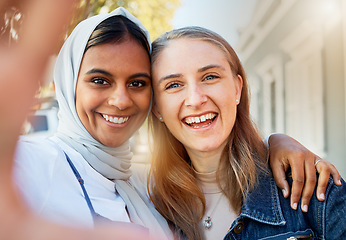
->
<box><xmin>107</xmin><ymin>85</ymin><xmax>133</xmax><ymax>111</ymax></box>
<box><xmin>184</xmin><ymin>84</ymin><xmax>207</xmax><ymax>108</ymax></box>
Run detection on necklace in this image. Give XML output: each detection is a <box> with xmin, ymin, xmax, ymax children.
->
<box><xmin>203</xmin><ymin>193</ymin><xmax>223</xmax><ymax>230</ymax></box>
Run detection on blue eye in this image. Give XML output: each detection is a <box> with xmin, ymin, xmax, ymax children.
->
<box><xmin>166</xmin><ymin>82</ymin><xmax>181</xmax><ymax>90</ymax></box>
<box><xmin>204</xmin><ymin>75</ymin><xmax>218</xmax><ymax>81</ymax></box>
<box><xmin>129</xmin><ymin>80</ymin><xmax>146</xmax><ymax>88</ymax></box>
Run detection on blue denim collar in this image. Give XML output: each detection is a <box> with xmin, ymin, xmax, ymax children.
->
<box><xmin>240</xmin><ymin>171</ymin><xmax>286</xmax><ymax>226</ymax></box>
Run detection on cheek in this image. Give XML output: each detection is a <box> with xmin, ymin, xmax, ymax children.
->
<box><xmin>75</xmin><ymin>83</ymin><xmax>89</xmax><ymax>110</ymax></box>
<box><xmin>212</xmin><ymin>85</ymin><xmax>238</xmax><ymax>119</ymax></box>
<box><xmin>223</xmin><ymin>102</ymin><xmax>238</xmax><ymax>134</ymax></box>
<box><xmin>156</xmin><ymin>95</ymin><xmax>173</xmax><ymax>117</ymax></box>
<box><xmin>217</xmin><ymin>82</ymin><xmax>237</xmax><ymax>103</ymax></box>
<box><xmin>153</xmin><ymin>88</ymin><xmax>164</xmax><ymax>111</ymax></box>
<box><xmin>75</xmin><ymin>91</ymin><xmax>84</xmax><ymax>116</ymax></box>
<box><xmin>134</xmin><ymin>89</ymin><xmax>152</xmax><ymax>115</ymax></box>
<box><xmin>75</xmin><ymin>97</ymin><xmax>90</xmax><ymax>125</ymax></box>
<box><xmin>75</xmin><ymin>88</ymin><xmax>101</xmax><ymax>121</ymax></box>
<box><xmin>76</xmin><ymin>92</ymin><xmax>93</xmax><ymax>111</ymax></box>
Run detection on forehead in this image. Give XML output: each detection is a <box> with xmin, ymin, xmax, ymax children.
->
<box><xmin>153</xmin><ymin>38</ymin><xmax>230</xmax><ymax>75</ymax></box>
<box><xmin>162</xmin><ymin>38</ymin><xmax>226</xmax><ymax>58</ymax></box>
<box><xmin>81</xmin><ymin>39</ymin><xmax>150</xmax><ymax>71</ymax></box>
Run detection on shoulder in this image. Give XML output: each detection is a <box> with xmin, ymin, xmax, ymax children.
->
<box><xmin>325</xmin><ymin>175</ymin><xmax>346</xmax><ymax>198</ymax></box>
<box><xmin>13</xmin><ymin>136</ymin><xmax>67</xmax><ymax>209</ymax></box>
<box><xmin>321</xmin><ymin>177</ymin><xmax>346</xmax><ymax>238</ymax></box>
<box><xmin>14</xmin><ymin>135</ymin><xmax>69</xmax><ymax>183</ymax></box>
<box><xmin>243</xmin><ymin>169</ymin><xmax>346</xmax><ymax>239</ymax></box>
<box><xmin>13</xmin><ymin>135</ymin><xmax>79</xmax><ymax>191</ymax></box>
<box><xmin>285</xmin><ymin>172</ymin><xmax>346</xmax><ymax>239</ymax></box>
<box><xmin>320</xmin><ymin>177</ymin><xmax>346</xmax><ymax>214</ymax></box>
<box><xmin>15</xmin><ymin>135</ymin><xmax>63</xmax><ymax>167</ymax></box>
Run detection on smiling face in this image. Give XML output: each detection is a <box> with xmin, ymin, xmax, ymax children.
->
<box><xmin>75</xmin><ymin>39</ymin><xmax>151</xmax><ymax>147</ymax></box>
<box><xmin>152</xmin><ymin>38</ymin><xmax>242</xmax><ymax>161</ymax></box>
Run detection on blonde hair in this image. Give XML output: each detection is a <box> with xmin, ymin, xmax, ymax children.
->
<box><xmin>148</xmin><ymin>26</ymin><xmax>268</xmax><ymax>240</ymax></box>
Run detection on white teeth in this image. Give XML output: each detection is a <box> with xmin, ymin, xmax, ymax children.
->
<box><xmin>102</xmin><ymin>114</ymin><xmax>129</xmax><ymax>124</ymax></box>
<box><xmin>193</xmin><ymin>122</ymin><xmax>212</xmax><ymax>129</ymax></box>
<box><xmin>184</xmin><ymin>113</ymin><xmax>216</xmax><ymax>125</ymax></box>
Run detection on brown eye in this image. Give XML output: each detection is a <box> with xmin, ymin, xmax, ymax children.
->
<box><xmin>129</xmin><ymin>80</ymin><xmax>146</xmax><ymax>88</ymax></box>
<box><xmin>91</xmin><ymin>78</ymin><xmax>108</xmax><ymax>85</ymax></box>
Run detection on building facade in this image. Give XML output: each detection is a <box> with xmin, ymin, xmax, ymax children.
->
<box><xmin>236</xmin><ymin>0</ymin><xmax>346</xmax><ymax>177</ymax></box>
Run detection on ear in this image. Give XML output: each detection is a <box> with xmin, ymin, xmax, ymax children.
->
<box><xmin>235</xmin><ymin>74</ymin><xmax>243</xmax><ymax>103</ymax></box>
<box><xmin>151</xmin><ymin>101</ymin><xmax>163</xmax><ymax>121</ymax></box>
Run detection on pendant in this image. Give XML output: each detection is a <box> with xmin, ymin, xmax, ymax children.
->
<box><xmin>203</xmin><ymin>216</ymin><xmax>212</xmax><ymax>229</ymax></box>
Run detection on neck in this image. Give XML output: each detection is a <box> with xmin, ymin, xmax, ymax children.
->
<box><xmin>187</xmin><ymin>147</ymin><xmax>225</xmax><ymax>173</ymax></box>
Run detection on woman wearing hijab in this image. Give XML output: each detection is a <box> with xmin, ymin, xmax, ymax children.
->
<box><xmin>13</xmin><ymin>7</ymin><xmax>172</xmax><ymax>239</ymax></box>
<box><xmin>1</xmin><ymin>1</ymin><xmax>154</xmax><ymax>239</ymax></box>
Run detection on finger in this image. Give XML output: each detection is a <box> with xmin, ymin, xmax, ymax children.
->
<box><xmin>270</xmin><ymin>159</ymin><xmax>290</xmax><ymax>198</ymax></box>
<box><xmin>0</xmin><ymin>1</ymin><xmax>5</xmax><ymax>11</ymax></box>
<box><xmin>290</xmin><ymin>155</ymin><xmax>305</xmax><ymax>210</ymax></box>
<box><xmin>299</xmin><ymin>155</ymin><xmax>317</xmax><ymax>212</ymax></box>
<box><xmin>329</xmin><ymin>163</ymin><xmax>342</xmax><ymax>186</ymax></box>
<box><xmin>0</xmin><ymin>0</ymin><xmax>16</xmax><ymax>12</ymax></box>
<box><xmin>315</xmin><ymin>160</ymin><xmax>331</xmax><ymax>201</ymax></box>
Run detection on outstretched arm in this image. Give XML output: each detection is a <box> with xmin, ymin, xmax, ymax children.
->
<box><xmin>0</xmin><ymin>0</ymin><xmax>151</xmax><ymax>239</ymax></box>
<box><xmin>268</xmin><ymin>133</ymin><xmax>341</xmax><ymax>212</ymax></box>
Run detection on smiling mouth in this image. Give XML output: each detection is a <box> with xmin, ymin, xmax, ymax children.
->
<box><xmin>184</xmin><ymin>113</ymin><xmax>217</xmax><ymax>129</ymax></box>
<box><xmin>102</xmin><ymin>114</ymin><xmax>129</xmax><ymax>124</ymax></box>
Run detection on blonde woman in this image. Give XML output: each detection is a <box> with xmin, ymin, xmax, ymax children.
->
<box><xmin>149</xmin><ymin>26</ymin><xmax>345</xmax><ymax>239</ymax></box>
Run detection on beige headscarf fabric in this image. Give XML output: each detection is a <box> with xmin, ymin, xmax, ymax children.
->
<box><xmin>54</xmin><ymin>7</ymin><xmax>172</xmax><ymax>239</ymax></box>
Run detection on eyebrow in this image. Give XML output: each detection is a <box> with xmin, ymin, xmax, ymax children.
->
<box><xmin>131</xmin><ymin>73</ymin><xmax>151</xmax><ymax>80</ymax></box>
<box><xmin>198</xmin><ymin>64</ymin><xmax>226</xmax><ymax>72</ymax></box>
<box><xmin>86</xmin><ymin>68</ymin><xmax>113</xmax><ymax>77</ymax></box>
<box><xmin>86</xmin><ymin>69</ymin><xmax>151</xmax><ymax>79</ymax></box>
<box><xmin>158</xmin><ymin>73</ymin><xmax>182</xmax><ymax>85</ymax></box>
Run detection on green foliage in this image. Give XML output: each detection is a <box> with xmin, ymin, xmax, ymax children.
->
<box><xmin>69</xmin><ymin>0</ymin><xmax>181</xmax><ymax>42</ymax></box>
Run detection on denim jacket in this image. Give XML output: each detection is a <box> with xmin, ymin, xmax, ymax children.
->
<box><xmin>223</xmin><ymin>170</ymin><xmax>346</xmax><ymax>240</ymax></box>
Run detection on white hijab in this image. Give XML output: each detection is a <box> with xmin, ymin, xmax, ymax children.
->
<box><xmin>54</xmin><ymin>7</ymin><xmax>172</xmax><ymax>239</ymax></box>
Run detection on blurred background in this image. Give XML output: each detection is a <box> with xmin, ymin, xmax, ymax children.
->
<box><xmin>2</xmin><ymin>0</ymin><xmax>345</xmax><ymax>177</ymax></box>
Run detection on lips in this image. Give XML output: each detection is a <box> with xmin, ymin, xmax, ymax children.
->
<box><xmin>183</xmin><ymin>113</ymin><xmax>217</xmax><ymax>129</ymax></box>
<box><xmin>102</xmin><ymin>113</ymin><xmax>129</xmax><ymax>124</ymax></box>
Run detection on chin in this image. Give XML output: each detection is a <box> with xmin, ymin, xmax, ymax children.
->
<box><xmin>100</xmin><ymin>138</ymin><xmax>125</xmax><ymax>148</ymax></box>
<box><xmin>191</xmin><ymin>145</ymin><xmax>218</xmax><ymax>152</ymax></box>
<box><xmin>190</xmin><ymin>141</ymin><xmax>227</xmax><ymax>153</ymax></box>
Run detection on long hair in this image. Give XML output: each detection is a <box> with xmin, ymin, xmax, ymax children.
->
<box><xmin>85</xmin><ymin>15</ymin><xmax>150</xmax><ymax>59</ymax></box>
<box><xmin>148</xmin><ymin>26</ymin><xmax>268</xmax><ymax>240</ymax></box>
